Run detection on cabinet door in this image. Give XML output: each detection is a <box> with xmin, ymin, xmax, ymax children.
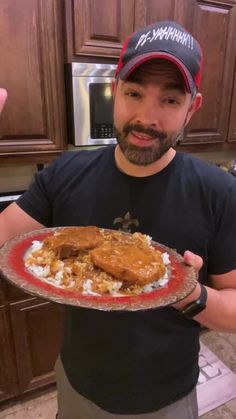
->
<box><xmin>134</xmin><ymin>0</ymin><xmax>236</xmax><ymax>148</ymax></box>
<box><xmin>9</xmin><ymin>298</ymin><xmax>64</xmax><ymax>394</ymax></box>
<box><xmin>228</xmin><ymin>60</ymin><xmax>236</xmax><ymax>142</ymax></box>
<box><xmin>182</xmin><ymin>0</ymin><xmax>236</xmax><ymax>148</ymax></box>
<box><xmin>0</xmin><ymin>305</ymin><xmax>18</xmax><ymax>401</ymax></box>
<box><xmin>134</xmin><ymin>0</ymin><xmax>190</xmax><ymax>27</ymax></box>
<box><xmin>0</xmin><ymin>0</ymin><xmax>66</xmax><ymax>164</ymax></box>
<box><xmin>65</xmin><ymin>0</ymin><xmax>135</xmax><ymax>60</ymax></box>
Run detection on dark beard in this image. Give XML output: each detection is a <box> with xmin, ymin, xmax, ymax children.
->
<box><xmin>114</xmin><ymin>123</ymin><xmax>179</xmax><ymax>166</ymax></box>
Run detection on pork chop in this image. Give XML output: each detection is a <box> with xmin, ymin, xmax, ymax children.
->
<box><xmin>90</xmin><ymin>242</ymin><xmax>165</xmax><ymax>285</ymax></box>
<box><xmin>43</xmin><ymin>226</ymin><xmax>103</xmax><ymax>258</ymax></box>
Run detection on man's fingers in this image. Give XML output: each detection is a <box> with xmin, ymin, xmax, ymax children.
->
<box><xmin>0</xmin><ymin>89</ymin><xmax>8</xmax><ymax>114</ymax></box>
<box><xmin>183</xmin><ymin>250</ymin><xmax>203</xmax><ymax>270</ymax></box>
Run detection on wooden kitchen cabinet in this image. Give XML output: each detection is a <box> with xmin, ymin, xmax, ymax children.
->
<box><xmin>134</xmin><ymin>0</ymin><xmax>236</xmax><ymax>150</ymax></box>
<box><xmin>64</xmin><ymin>0</ymin><xmax>135</xmax><ymax>61</ymax></box>
<box><xmin>228</xmin><ymin>61</ymin><xmax>236</xmax><ymax>142</ymax></box>
<box><xmin>0</xmin><ymin>281</ymin><xmax>64</xmax><ymax>402</ymax></box>
<box><xmin>0</xmin><ymin>304</ymin><xmax>18</xmax><ymax>401</ymax></box>
<box><xmin>0</xmin><ymin>0</ymin><xmax>67</xmax><ymax>166</ymax></box>
<box><xmin>64</xmin><ymin>0</ymin><xmax>236</xmax><ymax>152</ymax></box>
<box><xmin>10</xmin><ymin>297</ymin><xmax>64</xmax><ymax>395</ymax></box>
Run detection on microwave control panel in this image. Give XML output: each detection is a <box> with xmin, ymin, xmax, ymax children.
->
<box><xmin>91</xmin><ymin>125</ymin><xmax>115</xmax><ymax>139</ymax></box>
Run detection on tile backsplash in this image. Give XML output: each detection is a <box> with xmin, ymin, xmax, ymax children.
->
<box><xmin>0</xmin><ymin>165</ymin><xmax>36</xmax><ymax>193</ymax></box>
<box><xmin>194</xmin><ymin>149</ymin><xmax>236</xmax><ymax>165</ymax></box>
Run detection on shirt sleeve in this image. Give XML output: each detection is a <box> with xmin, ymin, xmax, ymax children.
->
<box><xmin>16</xmin><ymin>157</ymin><xmax>62</xmax><ymax>227</ymax></box>
<box><xmin>208</xmin><ymin>181</ymin><xmax>236</xmax><ymax>275</ymax></box>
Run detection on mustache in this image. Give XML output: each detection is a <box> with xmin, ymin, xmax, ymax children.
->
<box><xmin>123</xmin><ymin>124</ymin><xmax>167</xmax><ymax>140</ymax></box>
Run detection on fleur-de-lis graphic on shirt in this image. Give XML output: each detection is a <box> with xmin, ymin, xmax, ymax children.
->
<box><xmin>113</xmin><ymin>211</ymin><xmax>139</xmax><ymax>233</ymax></box>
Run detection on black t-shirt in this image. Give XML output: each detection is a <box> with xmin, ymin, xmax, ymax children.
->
<box><xmin>17</xmin><ymin>145</ymin><xmax>236</xmax><ymax>414</ymax></box>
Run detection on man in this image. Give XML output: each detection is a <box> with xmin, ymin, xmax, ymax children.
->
<box><xmin>1</xmin><ymin>21</ymin><xmax>236</xmax><ymax>419</ymax></box>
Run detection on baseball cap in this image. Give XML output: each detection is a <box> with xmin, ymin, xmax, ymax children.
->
<box><xmin>115</xmin><ymin>21</ymin><xmax>203</xmax><ymax>95</ymax></box>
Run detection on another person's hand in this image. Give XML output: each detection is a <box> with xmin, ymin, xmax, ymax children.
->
<box><xmin>0</xmin><ymin>89</ymin><xmax>7</xmax><ymax>114</ymax></box>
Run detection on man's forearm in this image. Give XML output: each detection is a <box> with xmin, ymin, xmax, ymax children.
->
<box><xmin>0</xmin><ymin>203</ymin><xmax>44</xmax><ymax>247</ymax></box>
<box><xmin>180</xmin><ymin>287</ymin><xmax>236</xmax><ymax>332</ymax></box>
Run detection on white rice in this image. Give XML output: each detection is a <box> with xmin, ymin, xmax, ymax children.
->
<box><xmin>162</xmin><ymin>252</ymin><xmax>170</xmax><ymax>265</ymax></box>
<box><xmin>26</xmin><ymin>263</ymin><xmax>50</xmax><ymax>278</ymax></box>
<box><xmin>31</xmin><ymin>240</ymin><xmax>43</xmax><ymax>251</ymax></box>
<box><xmin>82</xmin><ymin>279</ymin><xmax>101</xmax><ymax>296</ymax></box>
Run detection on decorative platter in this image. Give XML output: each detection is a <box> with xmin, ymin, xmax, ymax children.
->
<box><xmin>0</xmin><ymin>228</ymin><xmax>198</xmax><ymax>311</ymax></box>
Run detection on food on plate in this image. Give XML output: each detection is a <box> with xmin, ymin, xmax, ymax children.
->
<box><xmin>25</xmin><ymin>227</ymin><xmax>170</xmax><ymax>296</ymax></box>
<box><xmin>90</xmin><ymin>243</ymin><xmax>165</xmax><ymax>285</ymax></box>
<box><xmin>42</xmin><ymin>226</ymin><xmax>103</xmax><ymax>258</ymax></box>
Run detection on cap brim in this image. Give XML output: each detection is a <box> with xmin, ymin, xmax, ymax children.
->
<box><xmin>118</xmin><ymin>52</ymin><xmax>195</xmax><ymax>95</ymax></box>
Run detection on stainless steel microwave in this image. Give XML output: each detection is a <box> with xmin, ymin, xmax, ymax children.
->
<box><xmin>71</xmin><ymin>63</ymin><xmax>117</xmax><ymax>146</ymax></box>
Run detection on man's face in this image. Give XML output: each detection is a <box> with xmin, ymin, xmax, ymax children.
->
<box><xmin>113</xmin><ymin>60</ymin><xmax>201</xmax><ymax>166</ymax></box>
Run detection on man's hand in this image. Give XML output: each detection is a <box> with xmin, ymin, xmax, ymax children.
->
<box><xmin>172</xmin><ymin>250</ymin><xmax>203</xmax><ymax>310</ymax></box>
<box><xmin>0</xmin><ymin>89</ymin><xmax>7</xmax><ymax>114</ymax></box>
<box><xmin>183</xmin><ymin>250</ymin><xmax>203</xmax><ymax>270</ymax></box>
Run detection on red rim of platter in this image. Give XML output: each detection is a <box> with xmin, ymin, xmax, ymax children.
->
<box><xmin>6</xmin><ymin>231</ymin><xmax>188</xmax><ymax>306</ymax></box>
